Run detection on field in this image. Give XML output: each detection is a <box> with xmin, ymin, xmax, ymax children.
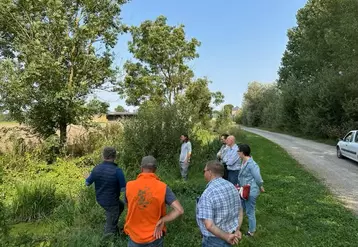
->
<box><xmin>1</xmin><ymin>129</ymin><xmax>357</xmax><ymax>246</ymax></box>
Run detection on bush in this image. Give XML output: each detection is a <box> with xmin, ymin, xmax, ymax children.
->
<box><xmin>12</xmin><ymin>181</ymin><xmax>58</xmax><ymax>222</ymax></box>
<box><xmin>0</xmin><ymin>200</ymin><xmax>9</xmax><ymax>243</ymax></box>
<box><xmin>120</xmin><ymin>103</ymin><xmax>193</xmax><ymax>172</ymax></box>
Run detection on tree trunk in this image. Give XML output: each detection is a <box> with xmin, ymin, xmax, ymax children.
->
<box><xmin>59</xmin><ymin>122</ymin><xmax>67</xmax><ymax>148</ymax></box>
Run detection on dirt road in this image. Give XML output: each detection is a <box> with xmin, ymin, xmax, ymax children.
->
<box><xmin>242</xmin><ymin>127</ymin><xmax>358</xmax><ymax>215</ymax></box>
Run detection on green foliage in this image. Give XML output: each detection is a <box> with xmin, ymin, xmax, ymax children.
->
<box><xmin>175</xmin><ymin>77</ymin><xmax>224</xmax><ymax>126</ymax></box>
<box><xmin>240</xmin><ymin>0</ymin><xmax>358</xmax><ymax>139</ymax></box>
<box><xmin>0</xmin><ymin>200</ymin><xmax>9</xmax><ymax>244</ymax></box>
<box><xmin>86</xmin><ymin>99</ymin><xmax>110</xmax><ymax>116</ymax></box>
<box><xmin>114</xmin><ymin>105</ymin><xmax>127</xmax><ymax>112</ymax></box>
<box><xmin>119</xmin><ymin>103</ymin><xmax>193</xmax><ymax>173</ymax></box>
<box><xmin>0</xmin><ymin>0</ymin><xmax>128</xmax><ymax>145</ymax></box>
<box><xmin>0</xmin><ymin>112</ymin><xmax>12</xmax><ymax>122</ymax></box>
<box><xmin>12</xmin><ymin>181</ymin><xmax>58</xmax><ymax>222</ymax></box>
<box><xmin>40</xmin><ymin>135</ymin><xmax>61</xmax><ymax>164</ymax></box>
<box><xmin>215</xmin><ymin>104</ymin><xmax>235</xmax><ymax>131</ymax></box>
<box><xmin>117</xmin><ymin>15</ymin><xmax>200</xmax><ymax>106</ymax></box>
<box><xmin>3</xmin><ymin>128</ymin><xmax>358</xmax><ymax>246</ymax></box>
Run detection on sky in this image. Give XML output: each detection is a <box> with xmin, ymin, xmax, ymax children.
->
<box><xmin>95</xmin><ymin>0</ymin><xmax>308</xmax><ymax>111</ymax></box>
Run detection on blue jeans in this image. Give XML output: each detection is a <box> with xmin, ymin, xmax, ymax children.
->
<box><xmin>241</xmin><ymin>195</ymin><xmax>257</xmax><ymax>233</ymax></box>
<box><xmin>202</xmin><ymin>236</ymin><xmax>230</xmax><ymax>247</ymax></box>
<box><xmin>128</xmin><ymin>237</ymin><xmax>163</xmax><ymax>247</ymax></box>
<box><xmin>227</xmin><ymin>170</ymin><xmax>239</xmax><ymax>185</ymax></box>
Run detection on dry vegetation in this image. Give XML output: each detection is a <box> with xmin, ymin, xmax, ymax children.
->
<box><xmin>0</xmin><ymin>123</ymin><xmax>110</xmax><ymax>153</ymax></box>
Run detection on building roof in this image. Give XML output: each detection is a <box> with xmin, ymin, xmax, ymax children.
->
<box><xmin>232</xmin><ymin>106</ymin><xmax>240</xmax><ymax>111</ymax></box>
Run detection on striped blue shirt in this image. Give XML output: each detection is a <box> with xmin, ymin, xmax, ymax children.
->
<box><xmin>222</xmin><ymin>144</ymin><xmax>240</xmax><ymax>170</ymax></box>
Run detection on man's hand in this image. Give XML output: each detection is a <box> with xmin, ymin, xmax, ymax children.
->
<box><xmin>153</xmin><ymin>218</ymin><xmax>165</xmax><ymax>239</ymax></box>
<box><xmin>234</xmin><ymin>230</ymin><xmax>242</xmax><ymax>240</ymax></box>
<box><xmin>226</xmin><ymin>233</ymin><xmax>240</xmax><ymax>245</ymax></box>
<box><xmin>83</xmin><ymin>172</ymin><xmax>90</xmax><ymax>179</ymax></box>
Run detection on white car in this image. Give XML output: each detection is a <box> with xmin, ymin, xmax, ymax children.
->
<box><xmin>337</xmin><ymin>130</ymin><xmax>358</xmax><ymax>162</ymax></box>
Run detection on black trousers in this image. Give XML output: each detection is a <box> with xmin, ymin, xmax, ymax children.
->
<box><xmin>102</xmin><ymin>200</ymin><xmax>125</xmax><ymax>235</ymax></box>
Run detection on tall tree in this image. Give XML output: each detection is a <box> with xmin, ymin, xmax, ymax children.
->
<box><xmin>0</xmin><ymin>0</ymin><xmax>127</xmax><ymax>145</ymax></box>
<box><xmin>117</xmin><ymin>15</ymin><xmax>201</xmax><ymax>106</ymax></box>
<box><xmin>181</xmin><ymin>77</ymin><xmax>224</xmax><ymax>124</ymax></box>
<box><xmin>278</xmin><ymin>0</ymin><xmax>358</xmax><ymax>137</ymax></box>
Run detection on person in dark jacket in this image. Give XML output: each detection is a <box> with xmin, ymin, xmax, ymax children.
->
<box><xmin>85</xmin><ymin>147</ymin><xmax>126</xmax><ymax>235</ymax></box>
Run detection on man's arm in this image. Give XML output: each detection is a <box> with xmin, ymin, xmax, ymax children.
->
<box><xmin>154</xmin><ymin>187</ymin><xmax>183</xmax><ymax>239</ymax></box>
<box><xmin>204</xmin><ymin>219</ymin><xmax>240</xmax><ymax>245</ymax></box>
<box><xmin>85</xmin><ymin>170</ymin><xmax>94</xmax><ymax>186</ymax></box>
<box><xmin>116</xmin><ymin>168</ymin><xmax>126</xmax><ymax>192</ymax></box>
<box><xmin>186</xmin><ymin>142</ymin><xmax>192</xmax><ymax>162</ymax></box>
<box><xmin>223</xmin><ymin>147</ymin><xmax>239</xmax><ymax>166</ymax></box>
<box><xmin>234</xmin><ymin>207</ymin><xmax>244</xmax><ymax>239</ymax></box>
<box><xmin>154</xmin><ymin>200</ymin><xmax>184</xmax><ymax>239</ymax></box>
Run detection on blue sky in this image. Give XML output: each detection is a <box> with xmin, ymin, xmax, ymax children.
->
<box><xmin>95</xmin><ymin>0</ymin><xmax>308</xmax><ymax>111</ymax></box>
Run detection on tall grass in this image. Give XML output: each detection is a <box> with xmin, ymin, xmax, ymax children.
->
<box><xmin>12</xmin><ymin>181</ymin><xmax>58</xmax><ymax>222</ymax></box>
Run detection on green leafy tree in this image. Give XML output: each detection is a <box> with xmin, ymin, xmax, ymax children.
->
<box><xmin>114</xmin><ymin>105</ymin><xmax>127</xmax><ymax>112</ymax></box>
<box><xmin>278</xmin><ymin>0</ymin><xmax>358</xmax><ymax>137</ymax></box>
<box><xmin>0</xmin><ymin>0</ymin><xmax>127</xmax><ymax>145</ymax></box>
<box><xmin>86</xmin><ymin>98</ymin><xmax>109</xmax><ymax>115</ymax></box>
<box><xmin>117</xmin><ymin>15</ymin><xmax>201</xmax><ymax>106</ymax></box>
<box><xmin>182</xmin><ymin>77</ymin><xmax>224</xmax><ymax>124</ymax></box>
<box><xmin>215</xmin><ymin>104</ymin><xmax>234</xmax><ymax>130</ymax></box>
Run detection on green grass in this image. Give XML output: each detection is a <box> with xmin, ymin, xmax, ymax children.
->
<box><xmin>5</xmin><ymin>130</ymin><xmax>358</xmax><ymax>246</ymax></box>
<box><xmin>255</xmin><ymin>126</ymin><xmax>338</xmax><ymax>146</ymax></box>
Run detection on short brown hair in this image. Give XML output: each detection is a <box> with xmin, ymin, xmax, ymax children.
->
<box><xmin>205</xmin><ymin>160</ymin><xmax>224</xmax><ymax>177</ymax></box>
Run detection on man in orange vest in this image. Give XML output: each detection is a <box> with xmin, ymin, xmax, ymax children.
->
<box><xmin>124</xmin><ymin>155</ymin><xmax>184</xmax><ymax>246</ymax></box>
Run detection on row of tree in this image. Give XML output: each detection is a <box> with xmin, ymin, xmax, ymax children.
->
<box><xmin>0</xmin><ymin>1</ymin><xmax>224</xmax><ymax>146</ymax></box>
<box><xmin>240</xmin><ymin>0</ymin><xmax>358</xmax><ymax>139</ymax></box>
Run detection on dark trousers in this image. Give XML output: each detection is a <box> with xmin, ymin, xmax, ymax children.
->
<box><xmin>227</xmin><ymin>170</ymin><xmax>239</xmax><ymax>185</ymax></box>
<box><xmin>222</xmin><ymin>164</ymin><xmax>228</xmax><ymax>180</ymax></box>
<box><xmin>102</xmin><ymin>200</ymin><xmax>125</xmax><ymax>235</ymax></box>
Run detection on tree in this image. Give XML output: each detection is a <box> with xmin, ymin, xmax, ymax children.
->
<box><xmin>278</xmin><ymin>0</ymin><xmax>358</xmax><ymax>137</ymax></box>
<box><xmin>215</xmin><ymin>104</ymin><xmax>234</xmax><ymax>130</ymax></box>
<box><xmin>86</xmin><ymin>98</ymin><xmax>109</xmax><ymax>115</ymax></box>
<box><xmin>182</xmin><ymin>77</ymin><xmax>224</xmax><ymax>124</ymax></box>
<box><xmin>0</xmin><ymin>0</ymin><xmax>127</xmax><ymax>145</ymax></box>
<box><xmin>117</xmin><ymin>15</ymin><xmax>201</xmax><ymax>106</ymax></box>
<box><xmin>114</xmin><ymin>105</ymin><xmax>127</xmax><ymax>112</ymax></box>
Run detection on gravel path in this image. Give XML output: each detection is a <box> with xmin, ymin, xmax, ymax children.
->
<box><xmin>242</xmin><ymin>127</ymin><xmax>358</xmax><ymax>215</ymax></box>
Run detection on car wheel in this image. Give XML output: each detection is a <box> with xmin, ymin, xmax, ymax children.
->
<box><xmin>337</xmin><ymin>147</ymin><xmax>343</xmax><ymax>159</ymax></box>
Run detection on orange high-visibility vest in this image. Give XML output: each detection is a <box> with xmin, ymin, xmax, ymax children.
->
<box><xmin>124</xmin><ymin>173</ymin><xmax>167</xmax><ymax>244</ymax></box>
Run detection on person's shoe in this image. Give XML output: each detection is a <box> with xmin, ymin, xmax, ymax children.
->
<box><xmin>245</xmin><ymin>231</ymin><xmax>254</xmax><ymax>237</ymax></box>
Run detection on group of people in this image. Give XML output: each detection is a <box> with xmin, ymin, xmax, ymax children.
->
<box><xmin>85</xmin><ymin>133</ymin><xmax>264</xmax><ymax>247</ymax></box>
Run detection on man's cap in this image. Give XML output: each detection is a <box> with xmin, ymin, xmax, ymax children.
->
<box><xmin>141</xmin><ymin>155</ymin><xmax>157</xmax><ymax>167</ymax></box>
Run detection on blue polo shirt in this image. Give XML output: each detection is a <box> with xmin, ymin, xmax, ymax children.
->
<box><xmin>85</xmin><ymin>161</ymin><xmax>126</xmax><ymax>207</ymax></box>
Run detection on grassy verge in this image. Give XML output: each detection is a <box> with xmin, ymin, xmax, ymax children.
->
<box><xmin>255</xmin><ymin>126</ymin><xmax>338</xmax><ymax>146</ymax></box>
<box><xmin>6</xmin><ymin>130</ymin><xmax>358</xmax><ymax>246</ymax></box>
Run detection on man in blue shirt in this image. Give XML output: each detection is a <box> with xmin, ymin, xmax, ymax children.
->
<box><xmin>196</xmin><ymin>160</ymin><xmax>242</xmax><ymax>246</ymax></box>
<box><xmin>85</xmin><ymin>147</ymin><xmax>126</xmax><ymax>235</ymax></box>
<box><xmin>222</xmin><ymin>135</ymin><xmax>240</xmax><ymax>185</ymax></box>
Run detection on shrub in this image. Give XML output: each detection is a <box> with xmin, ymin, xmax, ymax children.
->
<box><xmin>120</xmin><ymin>103</ymin><xmax>193</xmax><ymax>172</ymax></box>
<box><xmin>76</xmin><ymin>186</ymin><xmax>104</xmax><ymax>228</ymax></box>
<box><xmin>12</xmin><ymin>181</ymin><xmax>58</xmax><ymax>222</ymax></box>
<box><xmin>0</xmin><ymin>200</ymin><xmax>9</xmax><ymax>242</ymax></box>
